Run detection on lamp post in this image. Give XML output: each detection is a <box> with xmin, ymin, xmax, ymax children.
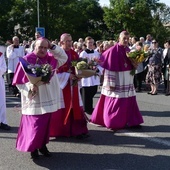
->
<box><xmin>37</xmin><ymin>0</ymin><xmax>40</xmax><ymax>27</ymax></box>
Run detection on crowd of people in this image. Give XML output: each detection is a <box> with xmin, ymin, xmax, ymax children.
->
<box><xmin>0</xmin><ymin>31</ymin><xmax>170</xmax><ymax>160</ymax></box>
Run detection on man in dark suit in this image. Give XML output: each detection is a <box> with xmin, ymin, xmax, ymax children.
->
<box><xmin>163</xmin><ymin>40</ymin><xmax>170</xmax><ymax>95</ymax></box>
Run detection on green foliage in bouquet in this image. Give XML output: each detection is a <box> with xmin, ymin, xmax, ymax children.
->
<box><xmin>76</xmin><ymin>61</ymin><xmax>88</xmax><ymax>70</ymax></box>
<box><xmin>126</xmin><ymin>49</ymin><xmax>150</xmax><ymax>76</ymax></box>
<box><xmin>71</xmin><ymin>58</ymin><xmax>89</xmax><ymax>70</ymax></box>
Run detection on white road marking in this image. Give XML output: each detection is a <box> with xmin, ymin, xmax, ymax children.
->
<box><xmin>117</xmin><ymin>130</ymin><xmax>170</xmax><ymax>147</ymax></box>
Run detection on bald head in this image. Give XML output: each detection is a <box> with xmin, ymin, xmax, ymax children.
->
<box><xmin>119</xmin><ymin>31</ymin><xmax>129</xmax><ymax>38</ymax></box>
<box><xmin>12</xmin><ymin>36</ymin><xmax>19</xmax><ymax>45</ymax></box>
<box><xmin>34</xmin><ymin>38</ymin><xmax>49</xmax><ymax>57</ymax></box>
<box><xmin>60</xmin><ymin>33</ymin><xmax>72</xmax><ymax>51</ymax></box>
<box><xmin>119</xmin><ymin>31</ymin><xmax>130</xmax><ymax>47</ymax></box>
<box><xmin>60</xmin><ymin>33</ymin><xmax>71</xmax><ymax>42</ymax></box>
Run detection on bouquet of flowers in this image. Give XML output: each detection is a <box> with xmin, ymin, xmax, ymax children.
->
<box><xmin>71</xmin><ymin>58</ymin><xmax>98</xmax><ymax>78</ymax></box>
<box><xmin>126</xmin><ymin>50</ymin><xmax>149</xmax><ymax>64</ymax></box>
<box><xmin>19</xmin><ymin>57</ymin><xmax>53</xmax><ymax>86</ymax></box>
<box><xmin>126</xmin><ymin>45</ymin><xmax>150</xmax><ymax>75</ymax></box>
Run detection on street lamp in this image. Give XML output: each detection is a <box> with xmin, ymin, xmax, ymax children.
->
<box><xmin>37</xmin><ymin>0</ymin><xmax>40</xmax><ymax>27</ymax></box>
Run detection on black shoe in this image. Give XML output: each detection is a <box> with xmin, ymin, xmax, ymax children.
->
<box><xmin>0</xmin><ymin>123</ymin><xmax>11</xmax><ymax>130</ymax></box>
<box><xmin>39</xmin><ymin>145</ymin><xmax>51</xmax><ymax>157</ymax></box>
<box><xmin>82</xmin><ymin>133</ymin><xmax>90</xmax><ymax>138</ymax></box>
<box><xmin>76</xmin><ymin>133</ymin><xmax>90</xmax><ymax>139</ymax></box>
<box><xmin>31</xmin><ymin>149</ymin><xmax>39</xmax><ymax>160</ymax></box>
<box><xmin>75</xmin><ymin>134</ymin><xmax>84</xmax><ymax>139</ymax></box>
<box><xmin>147</xmin><ymin>92</ymin><xmax>152</xmax><ymax>94</ymax></box>
<box><xmin>151</xmin><ymin>93</ymin><xmax>157</xmax><ymax>95</ymax></box>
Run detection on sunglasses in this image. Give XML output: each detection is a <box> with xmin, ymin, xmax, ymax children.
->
<box><xmin>152</xmin><ymin>42</ymin><xmax>157</xmax><ymax>43</ymax></box>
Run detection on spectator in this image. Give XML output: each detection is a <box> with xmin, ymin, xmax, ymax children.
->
<box><xmin>145</xmin><ymin>34</ymin><xmax>152</xmax><ymax>47</ymax></box>
<box><xmin>73</xmin><ymin>41</ymin><xmax>78</xmax><ymax>51</ymax></box>
<box><xmin>30</xmin><ymin>31</ymin><xmax>42</xmax><ymax>52</ymax></box>
<box><xmin>139</xmin><ymin>37</ymin><xmax>145</xmax><ymax>45</ymax></box>
<box><xmin>131</xmin><ymin>41</ymin><xmax>145</xmax><ymax>92</ymax></box>
<box><xmin>0</xmin><ymin>52</ymin><xmax>11</xmax><ymax>130</ymax></box>
<box><xmin>75</xmin><ymin>42</ymin><xmax>83</xmax><ymax>55</ymax></box>
<box><xmin>95</xmin><ymin>40</ymin><xmax>103</xmax><ymax>53</ymax></box>
<box><xmin>146</xmin><ymin>39</ymin><xmax>163</xmax><ymax>95</ymax></box>
<box><xmin>25</xmin><ymin>40</ymin><xmax>32</xmax><ymax>54</ymax></box>
<box><xmin>163</xmin><ymin>40</ymin><xmax>170</xmax><ymax>95</ymax></box>
<box><xmin>6</xmin><ymin>36</ymin><xmax>25</xmax><ymax>97</ymax></box>
<box><xmin>130</xmin><ymin>36</ymin><xmax>138</xmax><ymax>49</ymax></box>
<box><xmin>78</xmin><ymin>38</ymin><xmax>84</xmax><ymax>44</ymax></box>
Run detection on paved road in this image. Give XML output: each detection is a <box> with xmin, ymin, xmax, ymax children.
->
<box><xmin>0</xmin><ymin>84</ymin><xmax>170</xmax><ymax>170</ymax></box>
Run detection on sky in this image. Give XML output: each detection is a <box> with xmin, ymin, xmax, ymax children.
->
<box><xmin>99</xmin><ymin>0</ymin><xmax>170</xmax><ymax>7</ymax></box>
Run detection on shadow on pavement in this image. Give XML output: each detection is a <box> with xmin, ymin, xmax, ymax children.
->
<box><xmin>141</xmin><ymin>111</ymin><xmax>170</xmax><ymax>118</ymax></box>
<box><xmin>0</xmin><ymin>126</ymin><xmax>18</xmax><ymax>134</ymax></box>
<box><xmin>32</xmin><ymin>152</ymin><xmax>170</xmax><ymax>170</ymax></box>
<box><xmin>49</xmin><ymin>126</ymin><xmax>170</xmax><ymax>150</ymax></box>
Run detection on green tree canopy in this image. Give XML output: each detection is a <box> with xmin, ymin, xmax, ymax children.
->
<box><xmin>0</xmin><ymin>0</ymin><xmax>105</xmax><ymax>42</ymax></box>
<box><xmin>0</xmin><ymin>0</ymin><xmax>169</xmax><ymax>45</ymax></box>
<box><xmin>103</xmin><ymin>0</ymin><xmax>170</xmax><ymax>45</ymax></box>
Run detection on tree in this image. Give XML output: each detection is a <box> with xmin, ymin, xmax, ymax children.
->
<box><xmin>0</xmin><ymin>0</ymin><xmax>15</xmax><ymax>42</ymax></box>
<box><xmin>150</xmin><ymin>2</ymin><xmax>170</xmax><ymax>45</ymax></box>
<box><xmin>39</xmin><ymin>0</ymin><xmax>105</xmax><ymax>41</ymax></box>
<box><xmin>1</xmin><ymin>0</ymin><xmax>169</xmax><ymax>45</ymax></box>
<box><xmin>0</xmin><ymin>0</ymin><xmax>106</xmax><ymax>42</ymax></box>
<box><xmin>102</xmin><ymin>0</ymin><xmax>170</xmax><ymax>44</ymax></box>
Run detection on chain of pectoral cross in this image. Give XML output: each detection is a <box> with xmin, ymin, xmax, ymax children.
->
<box><xmin>120</xmin><ymin>50</ymin><xmax>128</xmax><ymax>68</ymax></box>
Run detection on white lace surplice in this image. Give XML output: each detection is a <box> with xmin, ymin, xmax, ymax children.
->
<box><xmin>17</xmin><ymin>75</ymin><xmax>61</xmax><ymax>115</ymax></box>
<box><xmin>102</xmin><ymin>69</ymin><xmax>136</xmax><ymax>98</ymax></box>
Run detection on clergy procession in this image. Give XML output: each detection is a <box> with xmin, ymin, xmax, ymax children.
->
<box><xmin>0</xmin><ymin>30</ymin><xmax>170</xmax><ymax>162</ymax></box>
